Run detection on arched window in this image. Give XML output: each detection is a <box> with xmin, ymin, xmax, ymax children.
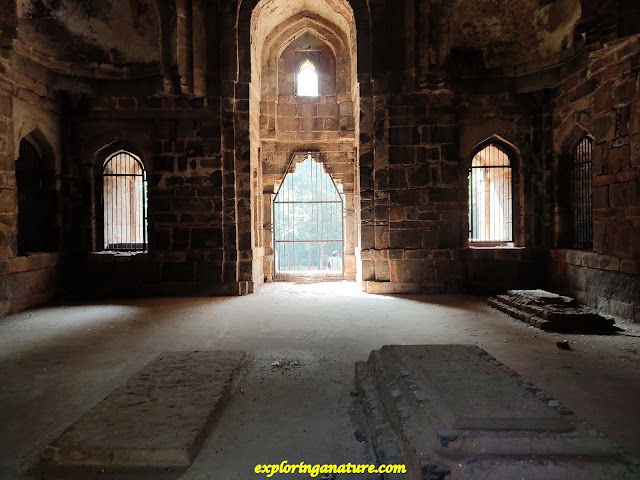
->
<box><xmin>102</xmin><ymin>151</ymin><xmax>148</xmax><ymax>251</ymax></box>
<box><xmin>273</xmin><ymin>154</ymin><xmax>344</xmax><ymax>279</ymax></box>
<box><xmin>572</xmin><ymin>136</ymin><xmax>593</xmax><ymax>248</ymax></box>
<box><xmin>469</xmin><ymin>143</ymin><xmax>513</xmax><ymax>243</ymax></box>
<box><xmin>16</xmin><ymin>138</ymin><xmax>56</xmax><ymax>254</ymax></box>
<box><xmin>297</xmin><ymin>59</ymin><xmax>319</xmax><ymax>97</ymax></box>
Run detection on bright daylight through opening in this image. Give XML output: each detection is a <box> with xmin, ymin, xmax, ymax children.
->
<box><xmin>297</xmin><ymin>59</ymin><xmax>319</xmax><ymax>96</ymax></box>
<box><xmin>273</xmin><ymin>154</ymin><xmax>344</xmax><ymax>280</ymax></box>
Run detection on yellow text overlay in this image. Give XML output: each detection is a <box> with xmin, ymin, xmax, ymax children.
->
<box><xmin>255</xmin><ymin>461</ymin><xmax>407</xmax><ymax>477</ymax></box>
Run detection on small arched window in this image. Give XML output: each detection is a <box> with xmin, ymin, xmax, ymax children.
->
<box><xmin>297</xmin><ymin>59</ymin><xmax>319</xmax><ymax>97</ymax></box>
<box><xmin>469</xmin><ymin>143</ymin><xmax>513</xmax><ymax>243</ymax></box>
<box><xmin>16</xmin><ymin>138</ymin><xmax>56</xmax><ymax>254</ymax></box>
<box><xmin>102</xmin><ymin>151</ymin><xmax>148</xmax><ymax>251</ymax></box>
<box><xmin>572</xmin><ymin>136</ymin><xmax>593</xmax><ymax>248</ymax></box>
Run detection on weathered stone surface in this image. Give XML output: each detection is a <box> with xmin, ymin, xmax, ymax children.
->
<box><xmin>489</xmin><ymin>289</ymin><xmax>617</xmax><ymax>332</ymax></box>
<box><xmin>356</xmin><ymin>345</ymin><xmax>638</xmax><ymax>480</ymax></box>
<box><xmin>1</xmin><ymin>0</ymin><xmax>639</xmax><ymax>324</ymax></box>
<box><xmin>40</xmin><ymin>351</ymin><xmax>246</xmax><ymax>472</ymax></box>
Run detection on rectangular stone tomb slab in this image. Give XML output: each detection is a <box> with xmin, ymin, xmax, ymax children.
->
<box><xmin>356</xmin><ymin>345</ymin><xmax>638</xmax><ymax>480</ymax></box>
<box><xmin>489</xmin><ymin>289</ymin><xmax>617</xmax><ymax>332</ymax></box>
<box><xmin>40</xmin><ymin>351</ymin><xmax>246</xmax><ymax>472</ymax></box>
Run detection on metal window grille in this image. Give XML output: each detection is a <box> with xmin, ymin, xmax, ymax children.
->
<box><xmin>273</xmin><ymin>154</ymin><xmax>344</xmax><ymax>280</ymax></box>
<box><xmin>16</xmin><ymin>139</ymin><xmax>50</xmax><ymax>254</ymax></box>
<box><xmin>103</xmin><ymin>151</ymin><xmax>148</xmax><ymax>251</ymax></box>
<box><xmin>469</xmin><ymin>143</ymin><xmax>513</xmax><ymax>243</ymax></box>
<box><xmin>572</xmin><ymin>137</ymin><xmax>593</xmax><ymax>248</ymax></box>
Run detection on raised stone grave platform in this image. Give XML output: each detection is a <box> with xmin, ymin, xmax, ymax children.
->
<box><xmin>38</xmin><ymin>351</ymin><xmax>246</xmax><ymax>478</ymax></box>
<box><xmin>489</xmin><ymin>289</ymin><xmax>617</xmax><ymax>332</ymax></box>
<box><xmin>356</xmin><ymin>345</ymin><xmax>638</xmax><ymax>480</ymax></box>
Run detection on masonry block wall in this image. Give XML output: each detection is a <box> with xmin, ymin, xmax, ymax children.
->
<box><xmin>0</xmin><ymin>5</ymin><xmax>62</xmax><ymax>315</ymax></box>
<box><xmin>457</xmin><ymin>92</ymin><xmax>547</xmax><ymax>294</ymax></box>
<box><xmin>547</xmin><ymin>35</ymin><xmax>640</xmax><ymax>321</ymax></box>
<box><xmin>359</xmin><ymin>87</ymin><xmax>547</xmax><ymax>294</ymax></box>
<box><xmin>63</xmin><ymin>94</ymin><xmax>232</xmax><ymax>297</ymax></box>
<box><xmin>47</xmin><ymin>1</ymin><xmax>250</xmax><ymax>299</ymax></box>
<box><xmin>254</xmin><ymin>23</ymin><xmax>359</xmax><ymax>282</ymax></box>
<box><xmin>359</xmin><ymin>0</ymin><xmax>549</xmax><ymax>295</ymax></box>
<box><xmin>0</xmin><ymin>0</ymin><xmax>638</xmax><ymax>322</ymax></box>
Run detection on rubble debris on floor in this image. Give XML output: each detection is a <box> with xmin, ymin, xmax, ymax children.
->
<box><xmin>489</xmin><ymin>289</ymin><xmax>618</xmax><ymax>332</ymax></box>
<box><xmin>356</xmin><ymin>344</ymin><xmax>638</xmax><ymax>480</ymax></box>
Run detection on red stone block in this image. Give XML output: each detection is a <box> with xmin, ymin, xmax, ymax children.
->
<box><xmin>604</xmin><ymin>145</ymin><xmax>630</xmax><ymax>173</ymax></box>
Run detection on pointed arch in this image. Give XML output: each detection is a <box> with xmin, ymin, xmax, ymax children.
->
<box><xmin>260</xmin><ymin>14</ymin><xmax>352</xmax><ymax>96</ymax></box>
<box><xmin>15</xmin><ymin>132</ymin><xmax>58</xmax><ymax>254</ymax></box>
<box><xmin>101</xmin><ymin>149</ymin><xmax>148</xmax><ymax>252</ymax></box>
<box><xmin>468</xmin><ymin>138</ymin><xmax>516</xmax><ymax>244</ymax></box>
<box><xmin>232</xmin><ymin>0</ymin><xmax>371</xmax><ymax>82</ymax></box>
<box><xmin>571</xmin><ymin>135</ymin><xmax>593</xmax><ymax>248</ymax></box>
<box><xmin>273</xmin><ymin>153</ymin><xmax>344</xmax><ymax>279</ymax></box>
<box><xmin>19</xmin><ymin>127</ymin><xmax>56</xmax><ymax>170</ymax></box>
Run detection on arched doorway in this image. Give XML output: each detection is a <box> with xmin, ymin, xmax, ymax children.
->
<box><xmin>244</xmin><ymin>0</ymin><xmax>363</xmax><ymax>286</ymax></box>
<box><xmin>273</xmin><ymin>153</ymin><xmax>344</xmax><ymax>280</ymax></box>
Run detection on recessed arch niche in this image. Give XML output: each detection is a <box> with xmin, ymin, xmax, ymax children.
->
<box><xmin>245</xmin><ymin>0</ymin><xmax>365</xmax><ymax>285</ymax></box>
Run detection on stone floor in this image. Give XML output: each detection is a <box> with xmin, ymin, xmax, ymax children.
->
<box><xmin>1</xmin><ymin>282</ymin><xmax>639</xmax><ymax>479</ymax></box>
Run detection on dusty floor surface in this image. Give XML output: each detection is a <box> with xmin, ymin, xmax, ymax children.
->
<box><xmin>1</xmin><ymin>282</ymin><xmax>639</xmax><ymax>479</ymax></box>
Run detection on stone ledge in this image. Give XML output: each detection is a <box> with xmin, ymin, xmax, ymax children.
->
<box><xmin>89</xmin><ymin>251</ymin><xmax>149</xmax><ymax>263</ymax></box>
<box><xmin>0</xmin><ymin>252</ymin><xmax>60</xmax><ymax>275</ymax></box>
<box><xmin>467</xmin><ymin>246</ymin><xmax>526</xmax><ymax>261</ymax></box>
<box><xmin>550</xmin><ymin>249</ymin><xmax>637</xmax><ymax>273</ymax></box>
<box><xmin>360</xmin><ymin>247</ymin><xmax>531</xmax><ymax>263</ymax></box>
<box><xmin>364</xmin><ymin>281</ymin><xmax>421</xmax><ymax>294</ymax></box>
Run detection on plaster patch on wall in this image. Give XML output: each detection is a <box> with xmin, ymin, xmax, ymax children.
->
<box><xmin>18</xmin><ymin>0</ymin><xmax>160</xmax><ymax>65</ymax></box>
<box><xmin>450</xmin><ymin>0</ymin><xmax>581</xmax><ymax>68</ymax></box>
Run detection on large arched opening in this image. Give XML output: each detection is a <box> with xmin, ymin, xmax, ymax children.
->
<box><xmin>242</xmin><ymin>0</ymin><xmax>367</xmax><ymax>285</ymax></box>
<box><xmin>273</xmin><ymin>153</ymin><xmax>345</xmax><ymax>280</ymax></box>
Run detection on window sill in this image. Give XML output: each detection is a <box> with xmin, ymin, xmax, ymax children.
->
<box><xmin>16</xmin><ymin>251</ymin><xmax>58</xmax><ymax>257</ymax></box>
<box><xmin>469</xmin><ymin>242</ymin><xmax>518</xmax><ymax>249</ymax></box>
<box><xmin>93</xmin><ymin>251</ymin><xmax>148</xmax><ymax>257</ymax></box>
<box><xmin>295</xmin><ymin>95</ymin><xmax>321</xmax><ymax>101</ymax></box>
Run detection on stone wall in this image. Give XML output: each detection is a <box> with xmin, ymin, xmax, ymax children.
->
<box><xmin>0</xmin><ymin>68</ymin><xmax>15</xmax><ymax>262</ymax></box>
<box><xmin>63</xmin><ymin>93</ymin><xmax>241</xmax><ymax>297</ymax></box>
<box><xmin>359</xmin><ymin>87</ymin><xmax>547</xmax><ymax>293</ymax></box>
<box><xmin>0</xmin><ymin>253</ymin><xmax>59</xmax><ymax>316</ymax></box>
<box><xmin>0</xmin><ymin>0</ymin><xmax>638</xmax><ymax>323</ymax></box>
<box><xmin>546</xmin><ymin>34</ymin><xmax>640</xmax><ymax>321</ymax></box>
<box><xmin>0</xmin><ymin>5</ymin><xmax>64</xmax><ymax>315</ymax></box>
<box><xmin>254</xmin><ymin>26</ymin><xmax>359</xmax><ymax>281</ymax></box>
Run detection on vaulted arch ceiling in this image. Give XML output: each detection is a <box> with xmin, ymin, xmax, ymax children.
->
<box><xmin>250</xmin><ymin>0</ymin><xmax>356</xmax><ymax>49</ymax></box>
<box><xmin>16</xmin><ymin>0</ymin><xmax>160</xmax><ymax>75</ymax></box>
<box><xmin>259</xmin><ymin>13</ymin><xmax>354</xmax><ymax>95</ymax></box>
<box><xmin>447</xmin><ymin>0</ymin><xmax>582</xmax><ymax>68</ymax></box>
<box><xmin>250</xmin><ymin>0</ymin><xmax>357</xmax><ymax>88</ymax></box>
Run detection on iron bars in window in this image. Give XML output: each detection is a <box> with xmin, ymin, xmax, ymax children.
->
<box><xmin>572</xmin><ymin>137</ymin><xmax>593</xmax><ymax>249</ymax></box>
<box><xmin>103</xmin><ymin>151</ymin><xmax>148</xmax><ymax>252</ymax></box>
<box><xmin>273</xmin><ymin>154</ymin><xmax>344</xmax><ymax>280</ymax></box>
<box><xmin>469</xmin><ymin>143</ymin><xmax>513</xmax><ymax>243</ymax></box>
